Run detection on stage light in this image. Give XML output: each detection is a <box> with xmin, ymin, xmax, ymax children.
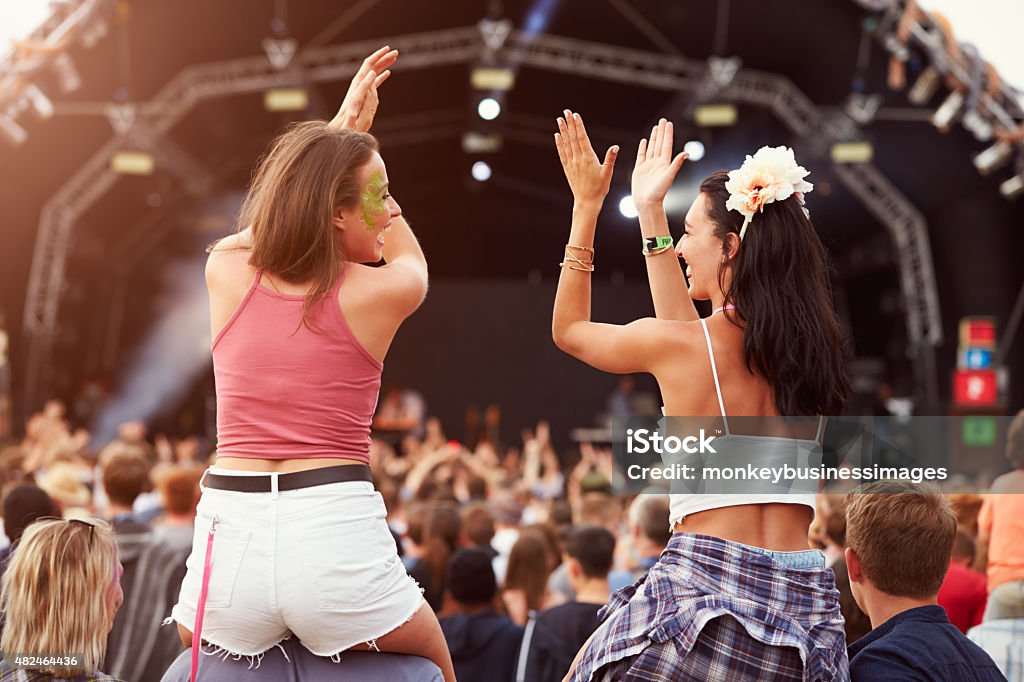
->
<box><xmin>263</xmin><ymin>88</ymin><xmax>308</xmax><ymax>112</ymax></box>
<box><xmin>999</xmin><ymin>173</ymin><xmax>1024</xmax><ymax>199</ymax></box>
<box><xmin>619</xmin><ymin>196</ymin><xmax>638</xmax><ymax>218</ymax></box>
<box><xmin>694</xmin><ymin>104</ymin><xmax>737</xmax><ymax>127</ymax></box>
<box><xmin>831</xmin><ymin>141</ymin><xmax>874</xmax><ymax>164</ymax></box>
<box><xmin>471</xmin><ymin>161</ymin><xmax>492</xmax><ymax>182</ymax></box>
<box><xmin>908</xmin><ymin>67</ymin><xmax>940</xmax><ymax>105</ymax></box>
<box><xmin>24</xmin><ymin>84</ymin><xmax>53</xmax><ymax>119</ymax></box>
<box><xmin>683</xmin><ymin>140</ymin><xmax>705</xmax><ymax>161</ymax></box>
<box><xmin>110</xmin><ymin>151</ymin><xmax>155</xmax><ymax>175</ymax></box>
<box><xmin>478</xmin><ymin>97</ymin><xmax>501</xmax><ymax>121</ymax></box>
<box><xmin>972</xmin><ymin>141</ymin><xmax>1013</xmax><ymax>175</ymax></box>
<box><xmin>0</xmin><ymin>115</ymin><xmax>27</xmax><ymax>146</ymax></box>
<box><xmin>462</xmin><ymin>132</ymin><xmax>503</xmax><ymax>153</ymax></box>
<box><xmin>932</xmin><ymin>90</ymin><xmax>964</xmax><ymax>133</ymax></box>
<box><xmin>53</xmin><ymin>53</ymin><xmax>81</xmax><ymax>93</ymax></box>
<box><xmin>471</xmin><ymin>67</ymin><xmax>515</xmax><ymax>91</ymax></box>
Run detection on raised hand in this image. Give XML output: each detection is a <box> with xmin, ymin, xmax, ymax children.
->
<box><xmin>329</xmin><ymin>46</ymin><xmax>398</xmax><ymax>132</ymax></box>
<box><xmin>631</xmin><ymin>118</ymin><xmax>688</xmax><ymax>207</ymax></box>
<box><xmin>554</xmin><ymin>109</ymin><xmax>619</xmax><ymax>203</ymax></box>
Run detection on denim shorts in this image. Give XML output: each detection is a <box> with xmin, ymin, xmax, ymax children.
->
<box><xmin>738</xmin><ymin>541</ymin><xmax>826</xmax><ymax>570</ymax></box>
<box><xmin>170</xmin><ymin>467</ymin><xmax>425</xmax><ymax>657</ymax></box>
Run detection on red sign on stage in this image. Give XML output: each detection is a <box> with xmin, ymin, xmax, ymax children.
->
<box><xmin>953</xmin><ymin>370</ymin><xmax>997</xmax><ymax>406</ymax></box>
<box><xmin>958</xmin><ymin>317</ymin><xmax>996</xmax><ymax>349</ymax></box>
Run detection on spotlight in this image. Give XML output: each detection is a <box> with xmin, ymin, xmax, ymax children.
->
<box><xmin>619</xmin><ymin>196</ymin><xmax>638</xmax><ymax>218</ymax></box>
<box><xmin>110</xmin><ymin>151</ymin><xmax>155</xmax><ymax>175</ymax></box>
<box><xmin>24</xmin><ymin>84</ymin><xmax>53</xmax><ymax>119</ymax></box>
<box><xmin>263</xmin><ymin>88</ymin><xmax>308</xmax><ymax>112</ymax></box>
<box><xmin>908</xmin><ymin>67</ymin><xmax>940</xmax><ymax>105</ymax></box>
<box><xmin>683</xmin><ymin>140</ymin><xmax>705</xmax><ymax>161</ymax></box>
<box><xmin>461</xmin><ymin>132</ymin><xmax>503</xmax><ymax>153</ymax></box>
<box><xmin>694</xmin><ymin>104</ymin><xmax>737</xmax><ymax>127</ymax></box>
<box><xmin>471</xmin><ymin>161</ymin><xmax>492</xmax><ymax>182</ymax></box>
<box><xmin>999</xmin><ymin>173</ymin><xmax>1024</xmax><ymax>199</ymax></box>
<box><xmin>844</xmin><ymin>93</ymin><xmax>882</xmax><ymax>126</ymax></box>
<box><xmin>0</xmin><ymin>115</ymin><xmax>27</xmax><ymax>146</ymax></box>
<box><xmin>932</xmin><ymin>90</ymin><xmax>964</xmax><ymax>133</ymax></box>
<box><xmin>831</xmin><ymin>141</ymin><xmax>874</xmax><ymax>164</ymax></box>
<box><xmin>477</xmin><ymin>97</ymin><xmax>501</xmax><ymax>121</ymax></box>
<box><xmin>53</xmin><ymin>53</ymin><xmax>81</xmax><ymax>93</ymax></box>
<box><xmin>972</xmin><ymin>141</ymin><xmax>1013</xmax><ymax>175</ymax></box>
<box><xmin>470</xmin><ymin>67</ymin><xmax>515</xmax><ymax>91</ymax></box>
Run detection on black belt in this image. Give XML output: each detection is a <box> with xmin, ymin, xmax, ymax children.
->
<box><xmin>203</xmin><ymin>464</ymin><xmax>373</xmax><ymax>493</ymax></box>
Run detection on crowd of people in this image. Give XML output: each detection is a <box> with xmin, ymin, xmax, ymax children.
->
<box><xmin>0</xmin><ymin>400</ymin><xmax>1020</xmax><ymax>680</ymax></box>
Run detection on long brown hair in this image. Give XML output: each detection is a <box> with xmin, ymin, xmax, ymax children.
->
<box><xmin>239</xmin><ymin>120</ymin><xmax>379</xmax><ymax>322</ymax></box>
<box><xmin>503</xmin><ymin>529</ymin><xmax>555</xmax><ymax>612</ymax></box>
<box><xmin>700</xmin><ymin>170</ymin><xmax>851</xmax><ymax>416</ymax></box>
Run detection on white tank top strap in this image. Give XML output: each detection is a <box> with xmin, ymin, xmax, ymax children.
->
<box><xmin>814</xmin><ymin>415</ymin><xmax>825</xmax><ymax>443</ymax></box>
<box><xmin>699</xmin><ymin>318</ymin><xmax>730</xmax><ymax>434</ymax></box>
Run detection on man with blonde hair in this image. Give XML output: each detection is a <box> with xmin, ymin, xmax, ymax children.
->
<box><xmin>845</xmin><ymin>481</ymin><xmax>1004</xmax><ymax>681</ymax></box>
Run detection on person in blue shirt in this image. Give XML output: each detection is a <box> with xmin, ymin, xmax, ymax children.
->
<box><xmin>844</xmin><ymin>481</ymin><xmax>1006</xmax><ymax>681</ymax></box>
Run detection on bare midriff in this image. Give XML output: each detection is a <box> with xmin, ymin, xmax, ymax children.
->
<box><xmin>213</xmin><ymin>456</ymin><xmax>368</xmax><ymax>473</ymax></box>
<box><xmin>673</xmin><ymin>503</ymin><xmax>814</xmax><ymax>552</ymax></box>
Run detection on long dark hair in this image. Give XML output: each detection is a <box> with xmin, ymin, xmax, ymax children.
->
<box><xmin>700</xmin><ymin>170</ymin><xmax>851</xmax><ymax>415</ymax></box>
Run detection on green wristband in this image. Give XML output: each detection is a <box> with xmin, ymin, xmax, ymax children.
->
<box><xmin>643</xmin><ymin>235</ymin><xmax>674</xmax><ymax>254</ymax></box>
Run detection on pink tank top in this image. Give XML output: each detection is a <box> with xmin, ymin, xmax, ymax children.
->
<box><xmin>212</xmin><ymin>267</ymin><xmax>382</xmax><ymax>462</ymax></box>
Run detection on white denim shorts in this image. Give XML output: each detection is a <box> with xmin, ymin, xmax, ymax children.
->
<box><xmin>170</xmin><ymin>466</ymin><xmax>425</xmax><ymax>657</ymax></box>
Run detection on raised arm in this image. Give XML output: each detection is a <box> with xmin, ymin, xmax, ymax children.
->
<box><xmin>550</xmin><ymin>110</ymin><xmax>668</xmax><ymax>375</ymax></box>
<box><xmin>631</xmin><ymin>119</ymin><xmax>699</xmax><ymax>321</ymax></box>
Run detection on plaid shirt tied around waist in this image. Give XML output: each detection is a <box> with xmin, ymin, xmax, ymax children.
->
<box><xmin>569</xmin><ymin>532</ymin><xmax>849</xmax><ymax>682</ymax></box>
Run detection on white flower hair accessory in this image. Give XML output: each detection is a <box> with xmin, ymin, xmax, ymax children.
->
<box><xmin>724</xmin><ymin>145</ymin><xmax>813</xmax><ymax>240</ymax></box>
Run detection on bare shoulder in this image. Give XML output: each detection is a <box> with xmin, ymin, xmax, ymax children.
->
<box><xmin>206</xmin><ymin>229</ymin><xmax>255</xmax><ymax>290</ymax></box>
<box><xmin>343</xmin><ymin>261</ymin><xmax>428</xmax><ymax>316</ymax></box>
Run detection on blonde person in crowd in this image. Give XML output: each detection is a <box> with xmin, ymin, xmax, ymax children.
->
<box><xmin>168</xmin><ymin>47</ymin><xmax>454</xmax><ymax>681</ymax></box>
<box><xmin>552</xmin><ymin>112</ymin><xmax>850</xmax><ymax>680</ymax></box>
<box><xmin>0</xmin><ymin>518</ymin><xmax>124</xmax><ymax>681</ymax></box>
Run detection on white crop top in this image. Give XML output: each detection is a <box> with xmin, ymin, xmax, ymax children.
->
<box><xmin>667</xmin><ymin>318</ymin><xmax>821</xmax><ymax>526</ymax></box>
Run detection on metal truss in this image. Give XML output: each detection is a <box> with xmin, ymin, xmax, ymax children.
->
<box><xmin>23</xmin><ymin>25</ymin><xmax>941</xmax><ymax>409</ymax></box>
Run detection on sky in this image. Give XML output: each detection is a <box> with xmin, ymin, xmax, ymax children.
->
<box><xmin>1</xmin><ymin>1</ymin><xmax>1021</xmax><ymax>101</ymax></box>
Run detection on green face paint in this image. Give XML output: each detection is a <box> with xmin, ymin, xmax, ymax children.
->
<box><xmin>360</xmin><ymin>171</ymin><xmax>387</xmax><ymax>231</ymax></box>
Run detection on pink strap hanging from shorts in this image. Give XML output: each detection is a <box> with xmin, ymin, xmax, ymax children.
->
<box><xmin>191</xmin><ymin>516</ymin><xmax>217</xmax><ymax>682</ymax></box>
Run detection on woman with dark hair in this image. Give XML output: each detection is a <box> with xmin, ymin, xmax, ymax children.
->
<box><xmin>409</xmin><ymin>503</ymin><xmax>461</xmax><ymax>611</ymax></box>
<box><xmin>169</xmin><ymin>48</ymin><xmax>454</xmax><ymax>682</ymax></box>
<box><xmin>552</xmin><ymin>113</ymin><xmax>851</xmax><ymax>680</ymax></box>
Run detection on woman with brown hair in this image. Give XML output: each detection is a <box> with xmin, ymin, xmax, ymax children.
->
<box><xmin>552</xmin><ymin>112</ymin><xmax>851</xmax><ymax>680</ymax></box>
<box><xmin>502</xmin><ymin>528</ymin><xmax>560</xmax><ymax>626</ymax></box>
<box><xmin>0</xmin><ymin>518</ymin><xmax>123</xmax><ymax>681</ymax></box>
<box><xmin>168</xmin><ymin>47</ymin><xmax>454</xmax><ymax>681</ymax></box>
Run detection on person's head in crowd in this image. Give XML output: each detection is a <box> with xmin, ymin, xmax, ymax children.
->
<box><xmin>0</xmin><ymin>518</ymin><xmax>123</xmax><ymax>677</ymax></box>
<box><xmin>460</xmin><ymin>502</ymin><xmax>495</xmax><ymax>550</ymax></box>
<box><xmin>445</xmin><ymin>548</ymin><xmax>498</xmax><ymax>611</ymax></box>
<box><xmin>376</xmin><ymin>475</ymin><xmax>402</xmax><ymax>520</ymax></box>
<box><xmin>950</xmin><ymin>531</ymin><xmax>976</xmax><ymax>569</ymax></box>
<box><xmin>822</xmin><ymin>499</ymin><xmax>848</xmax><ymax>565</ymax></box>
<box><xmin>466</xmin><ymin>474</ymin><xmax>488</xmax><ymax>502</ymax></box>
<box><xmin>1007</xmin><ymin>409</ymin><xmax>1024</xmax><ymax>471</ymax></box>
<box><xmin>564</xmin><ymin>526</ymin><xmax>615</xmax><ymax>598</ymax></box>
<box><xmin>579</xmin><ymin>471</ymin><xmax>613</xmax><ymax>496</ymax></box>
<box><xmin>576</xmin><ymin>492</ymin><xmax>622</xmax><ymax>534</ymax></box>
<box><xmin>524</xmin><ymin>523</ymin><xmax>563</xmax><ymax>572</ymax></box>
<box><xmin>102</xmin><ymin>453</ymin><xmax>151</xmax><ymax>516</ymax></box>
<box><xmin>35</xmin><ymin>461</ymin><xmax>91</xmax><ymax>517</ymax></box>
<box><xmin>947</xmin><ymin>493</ymin><xmax>985</xmax><ymax>538</ymax></box>
<box><xmin>158</xmin><ymin>467</ymin><xmax>203</xmax><ymax>521</ymax></box>
<box><xmin>548</xmin><ymin>499</ymin><xmax>573</xmax><ymax>532</ymax></box>
<box><xmin>845</xmin><ymin>481</ymin><xmax>956</xmax><ymax>625</ymax></box>
<box><xmin>628</xmin><ymin>494</ymin><xmax>671</xmax><ymax>557</ymax></box>
<box><xmin>504</xmin><ymin>529</ymin><xmax>556</xmax><ymax>612</ymax></box>
<box><xmin>0</xmin><ymin>445</ymin><xmax>27</xmax><ymax>480</ymax></box>
<box><xmin>490</xmin><ymin>488</ymin><xmax>524</xmax><ymax>528</ymax></box>
<box><xmin>421</xmin><ymin>503</ymin><xmax>462</xmax><ymax>592</ymax></box>
<box><xmin>405</xmin><ymin>501</ymin><xmax>427</xmax><ymax>558</ymax></box>
<box><xmin>2</xmin><ymin>485</ymin><xmax>55</xmax><ymax>546</ymax></box>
